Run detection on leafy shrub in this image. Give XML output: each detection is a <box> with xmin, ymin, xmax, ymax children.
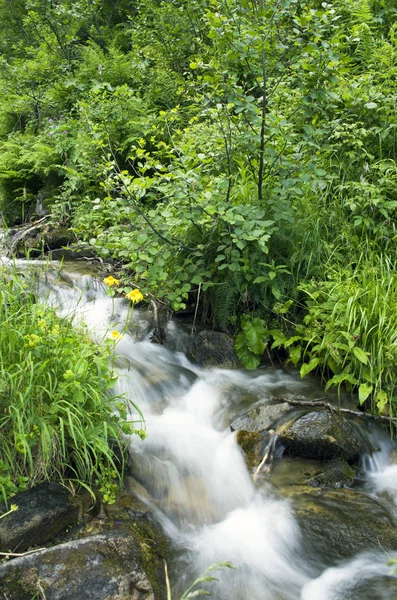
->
<box><xmin>237</xmin><ymin>254</ymin><xmax>397</xmax><ymax>419</ymax></box>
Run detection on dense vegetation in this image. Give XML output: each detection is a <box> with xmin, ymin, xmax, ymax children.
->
<box><xmin>0</xmin><ymin>0</ymin><xmax>397</xmax><ymax>421</ymax></box>
<box><xmin>0</xmin><ymin>264</ymin><xmax>142</xmax><ymax>502</ymax></box>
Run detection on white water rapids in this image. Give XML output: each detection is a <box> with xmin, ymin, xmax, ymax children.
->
<box><xmin>11</xmin><ymin>260</ymin><xmax>397</xmax><ymax>598</ymax></box>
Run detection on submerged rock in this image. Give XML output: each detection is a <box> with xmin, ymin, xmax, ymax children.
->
<box><xmin>279</xmin><ymin>410</ymin><xmax>372</xmax><ymax>461</ymax></box>
<box><xmin>0</xmin><ymin>532</ymin><xmax>154</xmax><ymax>600</ymax></box>
<box><xmin>0</xmin><ymin>482</ymin><xmax>80</xmax><ymax>553</ymax></box>
<box><xmin>306</xmin><ymin>457</ymin><xmax>356</xmax><ymax>488</ymax></box>
<box><xmin>187</xmin><ymin>330</ymin><xmax>240</xmax><ymax>369</ymax></box>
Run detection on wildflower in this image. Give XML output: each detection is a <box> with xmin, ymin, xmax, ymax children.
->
<box><xmin>126</xmin><ymin>289</ymin><xmax>144</xmax><ymax>304</ymax></box>
<box><xmin>24</xmin><ymin>334</ymin><xmax>41</xmax><ymax>348</ymax></box>
<box><xmin>103</xmin><ymin>276</ymin><xmax>119</xmax><ymax>287</ymax></box>
<box><xmin>38</xmin><ymin>319</ymin><xmax>47</xmax><ymax>332</ymax></box>
<box><xmin>110</xmin><ymin>330</ymin><xmax>123</xmax><ymax>341</ymax></box>
<box><xmin>63</xmin><ymin>370</ymin><xmax>74</xmax><ymax>380</ymax></box>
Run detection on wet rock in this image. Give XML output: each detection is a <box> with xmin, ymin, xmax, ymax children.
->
<box><xmin>187</xmin><ymin>330</ymin><xmax>240</xmax><ymax>369</ymax></box>
<box><xmin>0</xmin><ymin>482</ymin><xmax>80</xmax><ymax>553</ymax></box>
<box><xmin>279</xmin><ymin>410</ymin><xmax>371</xmax><ymax>461</ymax></box>
<box><xmin>50</xmin><ymin>242</ymin><xmax>98</xmax><ymax>261</ymax></box>
<box><xmin>0</xmin><ymin>533</ymin><xmax>154</xmax><ymax>600</ymax></box>
<box><xmin>15</xmin><ymin>227</ymin><xmax>75</xmax><ymax>257</ymax></box>
<box><xmin>230</xmin><ymin>402</ymin><xmax>290</xmax><ymax>433</ymax></box>
<box><xmin>293</xmin><ymin>487</ymin><xmax>397</xmax><ymax>561</ymax></box>
<box><xmin>269</xmin><ymin>456</ymin><xmax>397</xmax><ymax>560</ymax></box>
<box><xmin>390</xmin><ymin>448</ymin><xmax>397</xmax><ymax>465</ymax></box>
<box><xmin>0</xmin><ymin>486</ymin><xmax>169</xmax><ymax>600</ymax></box>
<box><xmin>236</xmin><ymin>430</ymin><xmax>264</xmax><ymax>471</ymax></box>
<box><xmin>306</xmin><ymin>457</ymin><xmax>356</xmax><ymax>488</ymax></box>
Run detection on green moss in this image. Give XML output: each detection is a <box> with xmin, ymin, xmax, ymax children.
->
<box><xmin>236</xmin><ymin>430</ymin><xmax>263</xmax><ymax>471</ymax></box>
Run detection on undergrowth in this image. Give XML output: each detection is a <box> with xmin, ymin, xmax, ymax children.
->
<box><xmin>0</xmin><ymin>264</ymin><xmax>142</xmax><ymax>504</ymax></box>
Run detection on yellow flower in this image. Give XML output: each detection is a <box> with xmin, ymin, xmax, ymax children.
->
<box><xmin>126</xmin><ymin>289</ymin><xmax>144</xmax><ymax>304</ymax></box>
<box><xmin>24</xmin><ymin>334</ymin><xmax>41</xmax><ymax>348</ymax></box>
<box><xmin>103</xmin><ymin>276</ymin><xmax>120</xmax><ymax>287</ymax></box>
<box><xmin>110</xmin><ymin>330</ymin><xmax>123</xmax><ymax>341</ymax></box>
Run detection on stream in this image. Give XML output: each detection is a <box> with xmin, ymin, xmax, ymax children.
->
<box><xmin>5</xmin><ymin>256</ymin><xmax>397</xmax><ymax>599</ymax></box>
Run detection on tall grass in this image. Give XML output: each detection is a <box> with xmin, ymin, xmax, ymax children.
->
<box><xmin>0</xmin><ymin>264</ymin><xmax>141</xmax><ymax>504</ymax></box>
<box><xmin>291</xmin><ymin>252</ymin><xmax>397</xmax><ymax>418</ymax></box>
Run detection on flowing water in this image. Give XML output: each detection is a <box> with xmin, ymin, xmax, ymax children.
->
<box><xmin>8</xmin><ymin>258</ymin><xmax>397</xmax><ymax>599</ymax></box>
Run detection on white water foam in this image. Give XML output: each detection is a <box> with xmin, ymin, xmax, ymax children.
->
<box><xmin>301</xmin><ymin>552</ymin><xmax>397</xmax><ymax>600</ymax></box>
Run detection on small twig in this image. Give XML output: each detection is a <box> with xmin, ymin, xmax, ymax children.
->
<box><xmin>0</xmin><ymin>547</ymin><xmax>46</xmax><ymax>558</ymax></box>
<box><xmin>253</xmin><ymin>430</ymin><xmax>277</xmax><ymax>481</ymax></box>
<box><xmin>191</xmin><ymin>282</ymin><xmax>201</xmax><ymax>335</ymax></box>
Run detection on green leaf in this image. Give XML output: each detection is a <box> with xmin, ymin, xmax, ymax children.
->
<box><xmin>235</xmin><ymin>333</ymin><xmax>261</xmax><ymax>370</ymax></box>
<box><xmin>375</xmin><ymin>390</ymin><xmax>388</xmax><ymax>414</ymax></box>
<box><xmin>353</xmin><ymin>347</ymin><xmax>369</xmax><ymax>365</ymax></box>
<box><xmin>289</xmin><ymin>346</ymin><xmax>301</xmax><ymax>366</ymax></box>
<box><xmin>300</xmin><ymin>357</ymin><xmax>320</xmax><ymax>378</ymax></box>
<box><xmin>325</xmin><ymin>372</ymin><xmax>358</xmax><ymax>391</ymax></box>
<box><xmin>358</xmin><ymin>383</ymin><xmax>373</xmax><ymax>405</ymax></box>
<box><xmin>243</xmin><ymin>319</ymin><xmax>267</xmax><ymax>355</ymax></box>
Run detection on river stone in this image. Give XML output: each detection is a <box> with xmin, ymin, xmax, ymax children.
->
<box><xmin>0</xmin><ymin>482</ymin><xmax>80</xmax><ymax>553</ymax></box>
<box><xmin>293</xmin><ymin>487</ymin><xmax>397</xmax><ymax>562</ymax></box>
<box><xmin>187</xmin><ymin>330</ymin><xmax>240</xmax><ymax>368</ymax></box>
<box><xmin>279</xmin><ymin>410</ymin><xmax>367</xmax><ymax>461</ymax></box>
<box><xmin>0</xmin><ymin>533</ymin><xmax>154</xmax><ymax>600</ymax></box>
<box><xmin>230</xmin><ymin>402</ymin><xmax>290</xmax><ymax>433</ymax></box>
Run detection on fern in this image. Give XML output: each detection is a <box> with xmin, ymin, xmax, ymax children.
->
<box><xmin>212</xmin><ymin>271</ymin><xmax>245</xmax><ymax>331</ymax></box>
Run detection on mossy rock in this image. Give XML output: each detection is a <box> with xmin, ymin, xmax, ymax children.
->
<box><xmin>0</xmin><ymin>482</ymin><xmax>81</xmax><ymax>553</ymax></box>
<box><xmin>236</xmin><ymin>430</ymin><xmax>264</xmax><ymax>471</ymax></box>
<box><xmin>306</xmin><ymin>457</ymin><xmax>356</xmax><ymax>488</ymax></box>
<box><xmin>293</xmin><ymin>487</ymin><xmax>397</xmax><ymax>562</ymax></box>
<box><xmin>0</xmin><ymin>533</ymin><xmax>155</xmax><ymax>600</ymax></box>
<box><xmin>0</xmin><ymin>488</ymin><xmax>170</xmax><ymax>600</ymax></box>
<box><xmin>188</xmin><ymin>330</ymin><xmax>240</xmax><ymax>368</ymax></box>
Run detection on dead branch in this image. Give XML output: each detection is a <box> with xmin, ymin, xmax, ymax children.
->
<box><xmin>274</xmin><ymin>396</ymin><xmax>397</xmax><ymax>426</ymax></box>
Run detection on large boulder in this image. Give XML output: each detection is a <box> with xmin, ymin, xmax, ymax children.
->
<box><xmin>278</xmin><ymin>410</ymin><xmax>374</xmax><ymax>461</ymax></box>
<box><xmin>188</xmin><ymin>330</ymin><xmax>240</xmax><ymax>369</ymax></box>
<box><xmin>0</xmin><ymin>483</ymin><xmax>169</xmax><ymax>600</ymax></box>
<box><xmin>0</xmin><ymin>482</ymin><xmax>81</xmax><ymax>553</ymax></box>
<box><xmin>0</xmin><ymin>532</ymin><xmax>154</xmax><ymax>600</ymax></box>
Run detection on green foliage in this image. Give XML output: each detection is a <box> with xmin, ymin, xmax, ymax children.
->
<box><xmin>235</xmin><ymin>318</ymin><xmax>268</xmax><ymax>370</ymax></box>
<box><xmin>0</xmin><ymin>264</ymin><xmax>143</xmax><ymax>503</ymax></box>
<box><xmin>1</xmin><ymin>0</ymin><xmax>397</xmax><ymax>422</ymax></box>
<box><xmin>269</xmin><ymin>255</ymin><xmax>397</xmax><ymax>417</ymax></box>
